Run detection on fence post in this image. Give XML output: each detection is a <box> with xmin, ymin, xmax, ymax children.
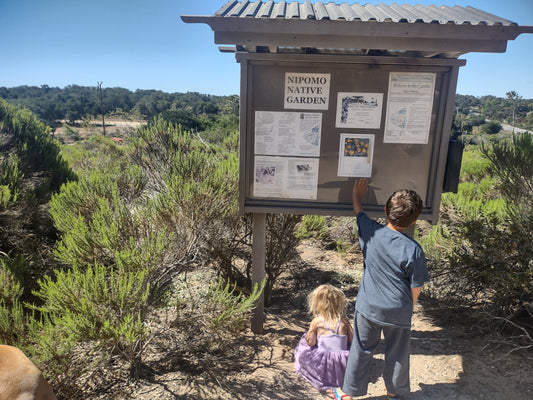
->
<box><xmin>251</xmin><ymin>212</ymin><xmax>266</xmax><ymax>334</ymax></box>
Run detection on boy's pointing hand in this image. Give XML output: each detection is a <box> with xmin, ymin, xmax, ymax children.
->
<box><xmin>353</xmin><ymin>178</ymin><xmax>369</xmax><ymax>198</ymax></box>
<box><xmin>352</xmin><ymin>178</ymin><xmax>369</xmax><ymax>215</ymax></box>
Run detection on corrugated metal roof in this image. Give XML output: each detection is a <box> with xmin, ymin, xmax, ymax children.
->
<box><xmin>213</xmin><ymin>1</ymin><xmax>517</xmax><ymax>26</ymax></box>
<box><xmin>182</xmin><ymin>1</ymin><xmax>533</xmax><ymax>57</ymax></box>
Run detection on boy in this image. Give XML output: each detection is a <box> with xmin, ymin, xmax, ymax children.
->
<box><xmin>330</xmin><ymin>179</ymin><xmax>430</xmax><ymax>400</ymax></box>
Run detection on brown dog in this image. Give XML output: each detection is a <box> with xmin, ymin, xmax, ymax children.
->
<box><xmin>0</xmin><ymin>345</ymin><xmax>57</xmax><ymax>400</ymax></box>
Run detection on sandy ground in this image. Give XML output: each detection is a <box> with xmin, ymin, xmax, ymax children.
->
<box><xmin>46</xmin><ymin>119</ymin><xmax>532</xmax><ymax>399</ymax></box>
<box><xmin>53</xmin><ymin>118</ymin><xmax>144</xmax><ymax>142</ymax></box>
<box><xmin>87</xmin><ymin>240</ymin><xmax>533</xmax><ymax>400</ymax></box>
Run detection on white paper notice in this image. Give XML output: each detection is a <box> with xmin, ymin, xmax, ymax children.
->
<box><xmin>337</xmin><ymin>134</ymin><xmax>374</xmax><ymax>177</ymax></box>
<box><xmin>253</xmin><ymin>156</ymin><xmax>319</xmax><ymax>200</ymax></box>
<box><xmin>384</xmin><ymin>72</ymin><xmax>436</xmax><ymax>144</ymax></box>
<box><xmin>335</xmin><ymin>92</ymin><xmax>383</xmax><ymax>129</ymax></box>
<box><xmin>284</xmin><ymin>73</ymin><xmax>330</xmax><ymax>110</ymax></box>
<box><xmin>255</xmin><ymin>111</ymin><xmax>322</xmax><ymax>157</ymax></box>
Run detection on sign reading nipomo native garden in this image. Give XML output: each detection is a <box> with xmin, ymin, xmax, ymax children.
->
<box><xmin>284</xmin><ymin>72</ymin><xmax>330</xmax><ymax>110</ymax></box>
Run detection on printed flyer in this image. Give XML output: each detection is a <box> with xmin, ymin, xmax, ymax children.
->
<box><xmin>336</xmin><ymin>92</ymin><xmax>383</xmax><ymax>129</ymax></box>
<box><xmin>254</xmin><ymin>111</ymin><xmax>322</xmax><ymax>157</ymax></box>
<box><xmin>253</xmin><ymin>156</ymin><xmax>319</xmax><ymax>200</ymax></box>
<box><xmin>337</xmin><ymin>134</ymin><xmax>374</xmax><ymax>177</ymax></box>
<box><xmin>384</xmin><ymin>72</ymin><xmax>436</xmax><ymax>144</ymax></box>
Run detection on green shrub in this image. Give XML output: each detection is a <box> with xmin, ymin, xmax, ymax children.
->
<box><xmin>336</xmin><ymin>239</ymin><xmax>350</xmax><ymax>256</ymax></box>
<box><xmin>0</xmin><ymin>299</ymin><xmax>27</xmax><ymax>347</ymax></box>
<box><xmin>62</xmin><ymin>124</ymin><xmax>81</xmax><ymax>141</ymax></box>
<box><xmin>42</xmin><ymin>117</ymin><xmax>301</xmax><ymax>388</ymax></box>
<box><xmin>131</xmin><ymin>118</ymin><xmax>300</xmax><ymax>306</ymax></box>
<box><xmin>0</xmin><ymin>257</ymin><xmax>23</xmax><ymax>307</ymax></box>
<box><xmin>0</xmin><ymin>185</ymin><xmax>11</xmax><ymax>209</ymax></box>
<box><xmin>60</xmin><ymin>135</ymin><xmax>126</xmax><ymax>175</ymax></box>
<box><xmin>263</xmin><ymin>213</ymin><xmax>301</xmax><ymax>304</ymax></box>
<box><xmin>460</xmin><ymin>149</ymin><xmax>491</xmax><ymax>183</ymax></box>
<box><xmin>296</xmin><ymin>215</ymin><xmax>326</xmax><ymax>239</ymax></box>
<box><xmin>205</xmin><ymin>277</ymin><xmax>265</xmax><ymax>335</ymax></box>
<box><xmin>32</xmin><ymin>263</ymin><xmax>150</xmax><ymax>377</ymax></box>
<box><xmin>0</xmin><ymin>257</ymin><xmax>28</xmax><ymax>345</ymax></box>
<box><xmin>24</xmin><ymin>314</ymin><xmax>79</xmax><ymax>394</ymax></box>
<box><xmin>200</xmin><ymin>115</ymin><xmax>239</xmax><ymax>146</ymax></box>
<box><xmin>468</xmin><ymin>114</ymin><xmax>486</xmax><ymax>126</ymax></box>
<box><xmin>441</xmin><ymin>180</ymin><xmax>507</xmax><ymax>221</ymax></box>
<box><xmin>0</xmin><ymin>153</ymin><xmax>23</xmax><ymax>204</ymax></box>
<box><xmin>0</xmin><ymin>98</ymin><xmax>76</xmax><ymax>191</ymax></box>
<box><xmin>172</xmin><ymin>273</ymin><xmax>265</xmax><ymax>353</ymax></box>
<box><xmin>480</xmin><ymin>120</ymin><xmax>502</xmax><ymax>134</ymax></box>
<box><xmin>51</xmin><ymin>181</ymin><xmax>171</xmax><ymax>299</ymax></box>
<box><xmin>423</xmin><ymin>134</ymin><xmax>533</xmax><ymax>346</ymax></box>
<box><xmin>159</xmin><ymin>109</ymin><xmax>204</xmax><ymax>132</ymax></box>
<box><xmin>483</xmin><ymin>133</ymin><xmax>533</xmax><ymax>210</ymax></box>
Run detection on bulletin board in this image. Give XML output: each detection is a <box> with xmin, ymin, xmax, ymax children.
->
<box><xmin>237</xmin><ymin>53</ymin><xmax>464</xmax><ymax>222</ymax></box>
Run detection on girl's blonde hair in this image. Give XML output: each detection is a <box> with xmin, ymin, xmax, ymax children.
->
<box><xmin>308</xmin><ymin>284</ymin><xmax>347</xmax><ymax>321</ymax></box>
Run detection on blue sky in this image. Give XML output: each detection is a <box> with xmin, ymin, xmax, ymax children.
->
<box><xmin>1</xmin><ymin>0</ymin><xmax>532</xmax><ymax>98</ymax></box>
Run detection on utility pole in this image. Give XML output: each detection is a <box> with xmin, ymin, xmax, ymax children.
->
<box><xmin>97</xmin><ymin>82</ymin><xmax>106</xmax><ymax>136</ymax></box>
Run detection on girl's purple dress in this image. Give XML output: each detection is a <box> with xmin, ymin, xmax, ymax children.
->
<box><xmin>294</xmin><ymin>318</ymin><xmax>350</xmax><ymax>390</ymax></box>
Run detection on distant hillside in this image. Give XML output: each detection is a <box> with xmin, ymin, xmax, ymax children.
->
<box><xmin>1</xmin><ymin>85</ymin><xmax>531</xmax><ymax>132</ymax></box>
<box><xmin>0</xmin><ymin>85</ymin><xmax>239</xmax><ymax>126</ymax></box>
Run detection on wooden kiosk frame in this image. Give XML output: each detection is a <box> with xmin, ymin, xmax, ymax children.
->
<box><xmin>238</xmin><ymin>52</ymin><xmax>465</xmax><ymax>223</ymax></box>
<box><xmin>182</xmin><ymin>1</ymin><xmax>533</xmax><ymax>333</ymax></box>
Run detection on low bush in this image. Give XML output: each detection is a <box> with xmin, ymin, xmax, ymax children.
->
<box><xmin>31</xmin><ymin>263</ymin><xmax>150</xmax><ymax>379</ymax></box>
<box><xmin>296</xmin><ymin>215</ymin><xmax>326</xmax><ymax>239</ymax></box>
<box><xmin>0</xmin><ymin>153</ymin><xmax>23</xmax><ymax>207</ymax></box>
<box><xmin>0</xmin><ymin>99</ymin><xmax>76</xmax><ymax>192</ymax></box>
<box><xmin>423</xmin><ymin>137</ymin><xmax>533</xmax><ymax>349</ymax></box>
<box><xmin>0</xmin><ymin>257</ymin><xmax>27</xmax><ymax>346</ymax></box>
<box><xmin>172</xmin><ymin>273</ymin><xmax>265</xmax><ymax>351</ymax></box>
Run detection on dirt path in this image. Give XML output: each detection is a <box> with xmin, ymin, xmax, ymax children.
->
<box><xmin>223</xmin><ymin>242</ymin><xmax>533</xmax><ymax>400</ymax></box>
<box><xmin>94</xmin><ymin>241</ymin><xmax>533</xmax><ymax>400</ymax></box>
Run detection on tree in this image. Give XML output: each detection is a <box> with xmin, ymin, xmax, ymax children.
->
<box><xmin>481</xmin><ymin>96</ymin><xmax>498</xmax><ymax>119</ymax></box>
<box><xmin>506</xmin><ymin>90</ymin><xmax>523</xmax><ymax>132</ymax></box>
<box><xmin>467</xmin><ymin>113</ymin><xmax>485</xmax><ymax>128</ymax></box>
<box><xmin>455</xmin><ymin>94</ymin><xmax>480</xmax><ymax>114</ymax></box>
<box><xmin>451</xmin><ymin>113</ymin><xmax>472</xmax><ymax>138</ymax></box>
<box><xmin>159</xmin><ymin>109</ymin><xmax>203</xmax><ymax>132</ymax></box>
<box><xmin>480</xmin><ymin>120</ymin><xmax>501</xmax><ymax>134</ymax></box>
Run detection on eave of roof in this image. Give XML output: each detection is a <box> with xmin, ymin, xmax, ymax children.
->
<box><xmin>181</xmin><ymin>1</ymin><xmax>533</xmax><ymax>57</ymax></box>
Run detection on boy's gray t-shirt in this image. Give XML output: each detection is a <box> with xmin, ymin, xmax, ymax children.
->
<box><xmin>355</xmin><ymin>212</ymin><xmax>430</xmax><ymax>328</ymax></box>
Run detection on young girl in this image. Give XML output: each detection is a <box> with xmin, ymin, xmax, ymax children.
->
<box><xmin>294</xmin><ymin>284</ymin><xmax>353</xmax><ymax>396</ymax></box>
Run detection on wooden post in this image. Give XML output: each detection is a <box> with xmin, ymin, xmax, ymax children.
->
<box><xmin>251</xmin><ymin>212</ymin><xmax>266</xmax><ymax>334</ymax></box>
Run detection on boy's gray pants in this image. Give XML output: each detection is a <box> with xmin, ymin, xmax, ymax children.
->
<box><xmin>342</xmin><ymin>312</ymin><xmax>411</xmax><ymax>396</ymax></box>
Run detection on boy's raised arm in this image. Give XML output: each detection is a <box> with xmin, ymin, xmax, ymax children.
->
<box><xmin>352</xmin><ymin>178</ymin><xmax>369</xmax><ymax>215</ymax></box>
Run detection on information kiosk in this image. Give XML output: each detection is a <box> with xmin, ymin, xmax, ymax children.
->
<box><xmin>182</xmin><ymin>0</ymin><xmax>533</xmax><ymax>332</ymax></box>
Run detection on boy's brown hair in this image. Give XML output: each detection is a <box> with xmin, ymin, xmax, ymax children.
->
<box><xmin>385</xmin><ymin>189</ymin><xmax>423</xmax><ymax>228</ymax></box>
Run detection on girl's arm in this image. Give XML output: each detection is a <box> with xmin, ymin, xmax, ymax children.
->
<box><xmin>305</xmin><ymin>318</ymin><xmax>319</xmax><ymax>347</ymax></box>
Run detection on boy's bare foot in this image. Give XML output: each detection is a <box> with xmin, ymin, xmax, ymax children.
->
<box><xmin>386</xmin><ymin>392</ymin><xmax>399</xmax><ymax>399</ymax></box>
